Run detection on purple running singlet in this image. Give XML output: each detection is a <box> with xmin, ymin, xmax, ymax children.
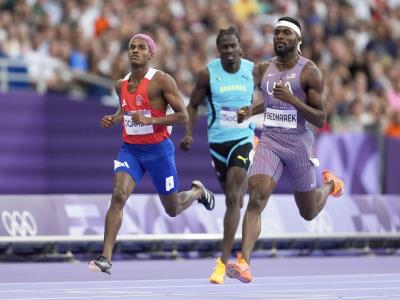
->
<box><xmin>249</xmin><ymin>56</ymin><xmax>319</xmax><ymax>192</ymax></box>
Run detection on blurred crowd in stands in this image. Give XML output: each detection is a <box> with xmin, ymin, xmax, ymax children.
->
<box><xmin>1</xmin><ymin>0</ymin><xmax>400</xmax><ymax>136</ymax></box>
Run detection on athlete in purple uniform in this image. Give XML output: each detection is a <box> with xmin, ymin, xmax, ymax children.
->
<box><xmin>226</xmin><ymin>17</ymin><xmax>344</xmax><ymax>283</ymax></box>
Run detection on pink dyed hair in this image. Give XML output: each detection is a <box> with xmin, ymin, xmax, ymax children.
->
<box><xmin>131</xmin><ymin>33</ymin><xmax>156</xmax><ymax>55</ymax></box>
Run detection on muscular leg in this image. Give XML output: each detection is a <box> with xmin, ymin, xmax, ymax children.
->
<box><xmin>103</xmin><ymin>172</ymin><xmax>135</xmax><ymax>260</ymax></box>
<box><xmin>158</xmin><ymin>185</ymin><xmax>203</xmax><ymax>217</ymax></box>
<box><xmin>220</xmin><ymin>166</ymin><xmax>247</xmax><ymax>265</ymax></box>
<box><xmin>242</xmin><ymin>174</ymin><xmax>276</xmax><ymax>263</ymax></box>
<box><xmin>294</xmin><ymin>181</ymin><xmax>334</xmax><ymax>221</ymax></box>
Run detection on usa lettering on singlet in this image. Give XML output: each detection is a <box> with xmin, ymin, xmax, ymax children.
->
<box><xmin>260</xmin><ymin>56</ymin><xmax>309</xmax><ymax>134</ymax></box>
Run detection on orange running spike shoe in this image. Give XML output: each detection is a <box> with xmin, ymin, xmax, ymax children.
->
<box><xmin>226</xmin><ymin>253</ymin><xmax>252</xmax><ymax>283</ymax></box>
<box><xmin>322</xmin><ymin>170</ymin><xmax>344</xmax><ymax>197</ymax></box>
<box><xmin>209</xmin><ymin>257</ymin><xmax>226</xmax><ymax>284</ymax></box>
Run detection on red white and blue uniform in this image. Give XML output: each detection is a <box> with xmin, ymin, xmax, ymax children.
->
<box><xmin>114</xmin><ymin>68</ymin><xmax>178</xmax><ymax>195</ymax></box>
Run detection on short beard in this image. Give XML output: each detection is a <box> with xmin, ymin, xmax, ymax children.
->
<box><xmin>274</xmin><ymin>44</ymin><xmax>296</xmax><ymax>56</ymax></box>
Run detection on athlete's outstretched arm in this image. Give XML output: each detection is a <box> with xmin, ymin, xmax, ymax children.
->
<box><xmin>180</xmin><ymin>68</ymin><xmax>209</xmax><ymax>151</ymax></box>
<box><xmin>101</xmin><ymin>80</ymin><xmax>124</xmax><ymax>128</ymax></box>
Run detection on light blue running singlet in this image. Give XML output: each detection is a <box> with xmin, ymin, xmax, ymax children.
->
<box><xmin>206</xmin><ymin>58</ymin><xmax>255</xmax><ymax>143</ymax></box>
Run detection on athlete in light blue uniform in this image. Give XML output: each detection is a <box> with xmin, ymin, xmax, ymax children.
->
<box><xmin>206</xmin><ymin>57</ymin><xmax>255</xmax><ymax>157</ymax></box>
<box><xmin>180</xmin><ymin>26</ymin><xmax>256</xmax><ymax>284</ymax></box>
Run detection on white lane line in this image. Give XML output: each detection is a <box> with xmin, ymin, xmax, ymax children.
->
<box><xmin>334</xmin><ymin>295</ymin><xmax>400</xmax><ymax>300</ymax></box>
<box><xmin>245</xmin><ymin>295</ymin><xmax>400</xmax><ymax>300</ymax></box>
<box><xmin>3</xmin><ymin>291</ymin><xmax>400</xmax><ymax>300</ymax></box>
<box><xmin>1</xmin><ymin>279</ymin><xmax>400</xmax><ymax>293</ymax></box>
<box><xmin>168</xmin><ymin>286</ymin><xmax>400</xmax><ymax>295</ymax></box>
<box><xmin>1</xmin><ymin>272</ymin><xmax>399</xmax><ymax>286</ymax></box>
<box><xmin>3</xmin><ymin>287</ymin><xmax>400</xmax><ymax>300</ymax></box>
<box><xmin>2</xmin><ymin>296</ymin><xmax>164</xmax><ymax>300</ymax></box>
<box><xmin>0</xmin><ymin>280</ymin><xmax>400</xmax><ymax>293</ymax></box>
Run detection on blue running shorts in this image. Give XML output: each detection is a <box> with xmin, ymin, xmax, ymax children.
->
<box><xmin>113</xmin><ymin>138</ymin><xmax>178</xmax><ymax>195</ymax></box>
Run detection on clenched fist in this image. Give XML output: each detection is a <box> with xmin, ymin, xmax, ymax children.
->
<box><xmin>237</xmin><ymin>106</ymin><xmax>251</xmax><ymax>123</ymax></box>
<box><xmin>132</xmin><ymin>112</ymin><xmax>152</xmax><ymax>125</ymax></box>
<box><xmin>101</xmin><ymin>115</ymin><xmax>116</xmax><ymax>128</ymax></box>
<box><xmin>273</xmin><ymin>80</ymin><xmax>295</xmax><ymax>104</ymax></box>
<box><xmin>180</xmin><ymin>135</ymin><xmax>193</xmax><ymax>151</ymax></box>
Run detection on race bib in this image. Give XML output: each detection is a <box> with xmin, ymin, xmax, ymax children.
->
<box><xmin>220</xmin><ymin>106</ymin><xmax>249</xmax><ymax>128</ymax></box>
<box><xmin>264</xmin><ymin>107</ymin><xmax>297</xmax><ymax>129</ymax></box>
<box><xmin>124</xmin><ymin>110</ymin><xmax>154</xmax><ymax>135</ymax></box>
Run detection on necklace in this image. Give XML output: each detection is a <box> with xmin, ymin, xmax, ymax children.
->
<box><xmin>275</xmin><ymin>55</ymin><xmax>299</xmax><ymax>65</ymax></box>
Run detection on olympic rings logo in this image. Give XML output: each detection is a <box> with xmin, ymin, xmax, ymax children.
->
<box><xmin>1</xmin><ymin>210</ymin><xmax>38</xmax><ymax>237</ymax></box>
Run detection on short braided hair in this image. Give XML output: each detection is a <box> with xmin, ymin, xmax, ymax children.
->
<box><xmin>216</xmin><ymin>26</ymin><xmax>240</xmax><ymax>47</ymax></box>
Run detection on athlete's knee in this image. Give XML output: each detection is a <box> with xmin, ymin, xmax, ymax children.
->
<box><xmin>299</xmin><ymin>209</ymin><xmax>317</xmax><ymax>221</ymax></box>
<box><xmin>248</xmin><ymin>178</ymin><xmax>270</xmax><ymax>197</ymax></box>
<box><xmin>225</xmin><ymin>190</ymin><xmax>241</xmax><ymax>209</ymax></box>
<box><xmin>111</xmin><ymin>187</ymin><xmax>129</xmax><ymax>209</ymax></box>
<box><xmin>247</xmin><ymin>182</ymin><xmax>269</xmax><ymax>211</ymax></box>
<box><xmin>164</xmin><ymin>206</ymin><xmax>179</xmax><ymax>217</ymax></box>
<box><xmin>247</xmin><ymin>190</ymin><xmax>266</xmax><ymax>213</ymax></box>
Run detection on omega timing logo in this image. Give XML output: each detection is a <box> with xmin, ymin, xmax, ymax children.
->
<box><xmin>1</xmin><ymin>210</ymin><xmax>38</xmax><ymax>237</ymax></box>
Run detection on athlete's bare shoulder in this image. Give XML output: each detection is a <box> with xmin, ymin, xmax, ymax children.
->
<box><xmin>152</xmin><ymin>70</ymin><xmax>177</xmax><ymax>89</ymax></box>
<box><xmin>253</xmin><ymin>59</ymin><xmax>273</xmax><ymax>87</ymax></box>
<box><xmin>114</xmin><ymin>78</ymin><xmax>124</xmax><ymax>95</ymax></box>
<box><xmin>259</xmin><ymin>59</ymin><xmax>273</xmax><ymax>74</ymax></box>
<box><xmin>301</xmin><ymin>60</ymin><xmax>323</xmax><ymax>84</ymax></box>
<box><xmin>197</xmin><ymin>67</ymin><xmax>210</xmax><ymax>83</ymax></box>
<box><xmin>303</xmin><ymin>59</ymin><xmax>321</xmax><ymax>73</ymax></box>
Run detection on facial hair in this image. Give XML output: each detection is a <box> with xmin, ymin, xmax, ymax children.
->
<box><xmin>274</xmin><ymin>42</ymin><xmax>297</xmax><ymax>56</ymax></box>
